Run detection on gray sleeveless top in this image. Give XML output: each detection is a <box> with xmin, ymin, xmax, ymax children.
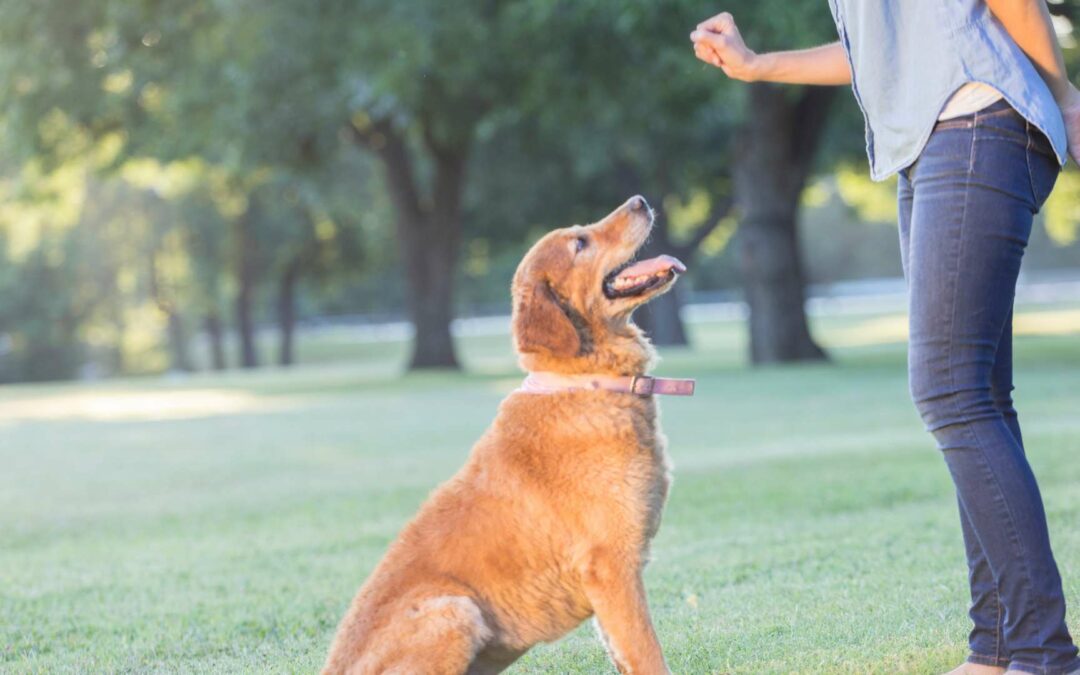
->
<box><xmin>827</xmin><ymin>0</ymin><xmax>1068</xmax><ymax>180</ymax></box>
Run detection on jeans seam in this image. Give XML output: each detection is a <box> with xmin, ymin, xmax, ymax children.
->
<box><xmin>970</xmin><ymin>651</ymin><xmax>1011</xmax><ymax>668</ymax></box>
<box><xmin>995</xmin><ymin>591</ymin><xmax>1004</xmax><ymax>664</ymax></box>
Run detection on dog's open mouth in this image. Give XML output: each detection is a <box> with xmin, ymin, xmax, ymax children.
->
<box><xmin>603</xmin><ymin>254</ymin><xmax>687</xmax><ymax>299</ymax></box>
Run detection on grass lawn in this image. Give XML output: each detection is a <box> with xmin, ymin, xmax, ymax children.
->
<box><xmin>3</xmin><ymin>303</ymin><xmax>1080</xmax><ymax>673</ymax></box>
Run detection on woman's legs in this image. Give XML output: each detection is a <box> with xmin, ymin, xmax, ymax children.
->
<box><xmin>900</xmin><ymin>105</ymin><xmax>1077</xmax><ymax>674</ymax></box>
<box><xmin>901</xmin><ymin>168</ymin><xmax>1010</xmax><ymax>671</ymax></box>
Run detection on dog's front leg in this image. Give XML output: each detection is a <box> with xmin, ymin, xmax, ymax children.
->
<box><xmin>581</xmin><ymin>548</ymin><xmax>669</xmax><ymax>675</ymax></box>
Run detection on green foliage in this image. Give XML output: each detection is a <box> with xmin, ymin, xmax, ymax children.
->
<box><xmin>833</xmin><ymin>165</ymin><xmax>900</xmax><ymax>224</ymax></box>
<box><xmin>0</xmin><ymin>0</ymin><xmax>1079</xmax><ymax>380</ymax></box>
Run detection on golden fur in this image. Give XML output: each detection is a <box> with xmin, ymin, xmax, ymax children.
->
<box><xmin>323</xmin><ymin>197</ymin><xmax>676</xmax><ymax>674</ymax></box>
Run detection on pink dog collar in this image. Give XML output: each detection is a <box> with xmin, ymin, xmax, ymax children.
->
<box><xmin>518</xmin><ymin>372</ymin><xmax>695</xmax><ymax>397</ymax></box>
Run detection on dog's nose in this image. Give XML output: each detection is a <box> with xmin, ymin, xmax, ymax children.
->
<box><xmin>628</xmin><ymin>195</ymin><xmax>649</xmax><ymax>213</ymax></box>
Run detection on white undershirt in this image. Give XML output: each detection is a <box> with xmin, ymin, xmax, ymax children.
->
<box><xmin>938</xmin><ymin>82</ymin><xmax>1005</xmax><ymax>120</ymax></box>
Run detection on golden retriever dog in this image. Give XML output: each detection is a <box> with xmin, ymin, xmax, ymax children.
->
<box><xmin>323</xmin><ymin>195</ymin><xmax>694</xmax><ymax>675</ymax></box>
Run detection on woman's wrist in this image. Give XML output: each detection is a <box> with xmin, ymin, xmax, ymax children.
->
<box><xmin>743</xmin><ymin>52</ymin><xmax>768</xmax><ymax>83</ymax></box>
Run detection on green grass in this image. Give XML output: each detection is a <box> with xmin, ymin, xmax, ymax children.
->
<box><xmin>3</xmin><ymin>305</ymin><xmax>1080</xmax><ymax>673</ymax></box>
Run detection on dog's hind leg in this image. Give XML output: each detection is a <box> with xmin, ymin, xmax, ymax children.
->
<box><xmin>341</xmin><ymin>594</ymin><xmax>493</xmax><ymax>675</ymax></box>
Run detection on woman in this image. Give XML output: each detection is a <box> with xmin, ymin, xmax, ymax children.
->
<box><xmin>691</xmin><ymin>3</ymin><xmax>1080</xmax><ymax>674</ymax></box>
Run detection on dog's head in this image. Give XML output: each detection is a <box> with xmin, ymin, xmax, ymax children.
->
<box><xmin>511</xmin><ymin>195</ymin><xmax>686</xmax><ymax>375</ymax></box>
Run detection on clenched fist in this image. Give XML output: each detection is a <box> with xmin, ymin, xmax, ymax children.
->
<box><xmin>690</xmin><ymin>12</ymin><xmax>759</xmax><ymax>82</ymax></box>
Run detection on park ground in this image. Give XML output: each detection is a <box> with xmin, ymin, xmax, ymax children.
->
<box><xmin>2</xmin><ymin>300</ymin><xmax>1080</xmax><ymax>674</ymax></box>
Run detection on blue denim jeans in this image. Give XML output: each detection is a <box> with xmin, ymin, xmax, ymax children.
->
<box><xmin>898</xmin><ymin>100</ymin><xmax>1079</xmax><ymax>674</ymax></box>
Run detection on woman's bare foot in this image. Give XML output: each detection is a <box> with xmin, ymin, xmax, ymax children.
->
<box><xmin>944</xmin><ymin>664</ymin><xmax>1005</xmax><ymax>675</ymax></box>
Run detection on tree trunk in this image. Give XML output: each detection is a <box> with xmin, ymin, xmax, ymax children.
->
<box><xmin>205</xmin><ymin>312</ymin><xmax>227</xmax><ymax>371</ymax></box>
<box><xmin>165</xmin><ymin>311</ymin><xmax>194</xmax><ymax>372</ymax></box>
<box><xmin>277</xmin><ymin>260</ymin><xmax>300</xmax><ymax>367</ymax></box>
<box><xmin>354</xmin><ymin>120</ymin><xmax>467</xmax><ymax>370</ymax></box>
<box><xmin>235</xmin><ymin>203</ymin><xmax>260</xmax><ymax>369</ymax></box>
<box><xmin>402</xmin><ymin>234</ymin><xmax>459</xmax><ymax>369</ymax></box>
<box><xmin>733</xmin><ymin>84</ymin><xmax>832</xmax><ymax>365</ymax></box>
<box><xmin>111</xmin><ymin>304</ymin><xmax>126</xmax><ymax>375</ymax></box>
<box><xmin>147</xmin><ymin>250</ymin><xmax>194</xmax><ymax>373</ymax></box>
<box><xmin>400</xmin><ymin>151</ymin><xmax>464</xmax><ymax>370</ymax></box>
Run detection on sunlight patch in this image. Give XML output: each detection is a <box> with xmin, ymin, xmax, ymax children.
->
<box><xmin>0</xmin><ymin>389</ymin><xmax>283</xmax><ymax>423</ymax></box>
<box><xmin>827</xmin><ymin>314</ymin><xmax>909</xmax><ymax>348</ymax></box>
<box><xmin>826</xmin><ymin>307</ymin><xmax>1080</xmax><ymax>349</ymax></box>
<box><xmin>1014</xmin><ymin>309</ymin><xmax>1080</xmax><ymax>336</ymax></box>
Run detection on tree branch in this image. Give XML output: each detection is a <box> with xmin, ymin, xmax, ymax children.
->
<box><xmin>347</xmin><ymin>117</ymin><xmax>426</xmax><ymax>228</ymax></box>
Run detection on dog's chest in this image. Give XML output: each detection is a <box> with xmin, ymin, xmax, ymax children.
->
<box><xmin>592</xmin><ymin>406</ymin><xmax>671</xmax><ymax>543</ymax></box>
<box><xmin>497</xmin><ymin>393</ymin><xmax>672</xmax><ymax>538</ymax></box>
<box><xmin>609</xmin><ymin>400</ymin><xmax>669</xmax><ymax>500</ymax></box>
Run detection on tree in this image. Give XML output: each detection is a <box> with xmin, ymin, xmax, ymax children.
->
<box><xmin>0</xmin><ymin>0</ymin><xmax>883</xmax><ymax>377</ymax></box>
<box><xmin>461</xmin><ymin>1</ymin><xmax>842</xmax><ymax>359</ymax></box>
<box><xmin>455</xmin><ymin>1</ymin><xmax>739</xmax><ymax>348</ymax></box>
<box><xmin>707</xmin><ymin>2</ymin><xmax>844</xmax><ymax>363</ymax></box>
<box><xmin>338</xmin><ymin>2</ymin><xmax>544</xmax><ymax>369</ymax></box>
<box><xmin>734</xmin><ymin>84</ymin><xmax>834</xmax><ymax>362</ymax></box>
<box><xmin>0</xmin><ymin>150</ymin><xmax>170</xmax><ymax>380</ymax></box>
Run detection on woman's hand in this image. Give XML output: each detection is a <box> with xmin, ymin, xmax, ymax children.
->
<box><xmin>690</xmin><ymin>12</ymin><xmax>760</xmax><ymax>82</ymax></box>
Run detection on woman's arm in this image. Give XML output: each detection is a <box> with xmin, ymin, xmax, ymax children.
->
<box><xmin>690</xmin><ymin>12</ymin><xmax>851</xmax><ymax>86</ymax></box>
<box><xmin>986</xmin><ymin>0</ymin><xmax>1080</xmax><ymax>162</ymax></box>
<box><xmin>987</xmin><ymin>0</ymin><xmax>1073</xmax><ymax>101</ymax></box>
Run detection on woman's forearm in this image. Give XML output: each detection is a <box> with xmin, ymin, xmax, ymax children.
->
<box><xmin>750</xmin><ymin>43</ymin><xmax>852</xmax><ymax>86</ymax></box>
<box><xmin>691</xmin><ymin>13</ymin><xmax>850</xmax><ymax>87</ymax></box>
<box><xmin>987</xmin><ymin>0</ymin><xmax>1072</xmax><ymax>102</ymax></box>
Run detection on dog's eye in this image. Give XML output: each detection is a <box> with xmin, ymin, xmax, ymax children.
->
<box><xmin>574</xmin><ymin>236</ymin><xmax>588</xmax><ymax>253</ymax></box>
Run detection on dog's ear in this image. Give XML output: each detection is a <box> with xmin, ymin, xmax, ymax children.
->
<box><xmin>513</xmin><ymin>281</ymin><xmax>582</xmax><ymax>358</ymax></box>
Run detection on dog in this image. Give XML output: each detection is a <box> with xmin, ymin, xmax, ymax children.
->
<box><xmin>323</xmin><ymin>195</ymin><xmax>693</xmax><ymax>675</ymax></box>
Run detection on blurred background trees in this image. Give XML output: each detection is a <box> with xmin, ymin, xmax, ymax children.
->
<box><xmin>0</xmin><ymin>0</ymin><xmax>1078</xmax><ymax>382</ymax></box>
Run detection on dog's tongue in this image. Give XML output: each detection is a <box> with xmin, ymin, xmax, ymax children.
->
<box><xmin>617</xmin><ymin>254</ymin><xmax>687</xmax><ymax>279</ymax></box>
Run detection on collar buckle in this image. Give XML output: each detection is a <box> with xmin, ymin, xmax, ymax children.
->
<box><xmin>629</xmin><ymin>375</ymin><xmax>655</xmax><ymax>396</ymax></box>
